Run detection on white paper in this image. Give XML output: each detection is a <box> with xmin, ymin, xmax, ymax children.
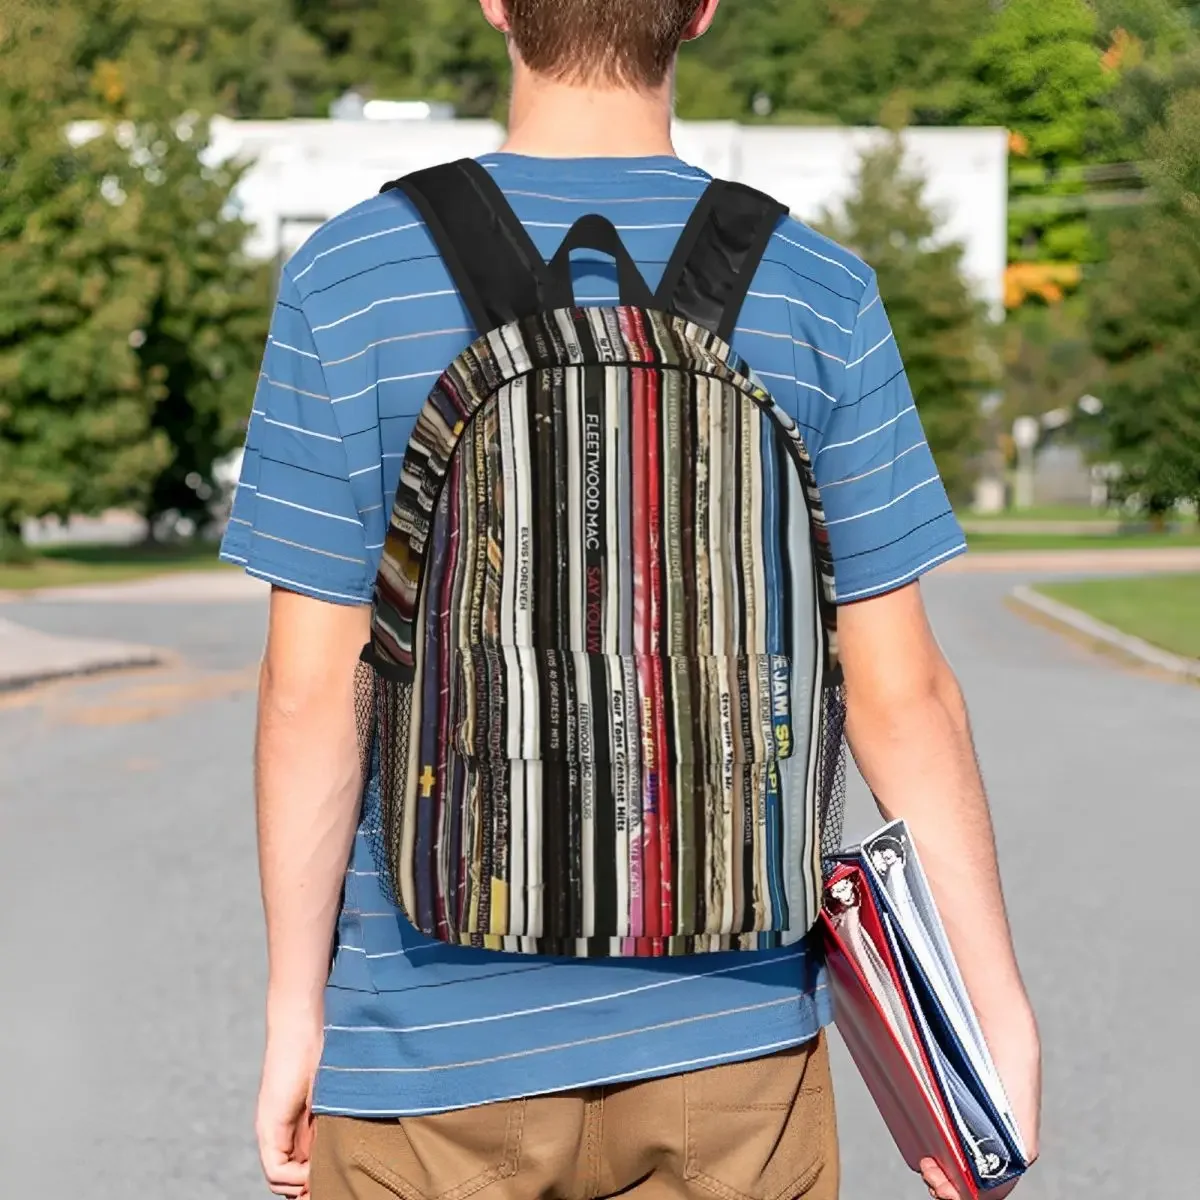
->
<box><xmin>861</xmin><ymin>822</ymin><xmax>1027</xmax><ymax>1161</ymax></box>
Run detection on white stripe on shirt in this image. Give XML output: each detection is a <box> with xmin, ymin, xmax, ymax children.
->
<box><xmin>846</xmin><ymin>331</ymin><xmax>895</xmax><ymax>370</ymax></box>
<box><xmin>312</xmin><ymin>1037</ymin><xmax>814</xmax><ymax>1117</ymax></box>
<box><xmin>331</xmin><ymin>371</ymin><xmax>443</xmax><ymax>405</ymax></box>
<box><xmin>324</xmin><ymin>328</ymin><xmax>472</xmax><ymax>368</ymax></box>
<box><xmin>858</xmin><ymin>292</ymin><xmax>882</xmax><ymax>318</ymax></box>
<box><xmin>524</xmin><ymin>221</ymin><xmax>687</xmax><ymax>231</ymax></box>
<box><xmin>270</xmin><ymin>339</ymin><xmax>320</xmax><ymax>361</ymax></box>
<box><xmin>817</xmin><ymin>404</ymin><xmax>916</xmax><ymax>456</ymax></box>
<box><xmin>259</xmin><ymin>494</ymin><xmax>364</xmax><ymax>526</ymax></box>
<box><xmin>262</xmin><ymin>417</ymin><xmax>342</xmax><ymax>443</ymax></box>
<box><xmin>312</xmin><ymin>290</ymin><xmax>458</xmax><ymax>333</ymax></box>
<box><xmin>773</xmin><ymin>233</ymin><xmax>868</xmax><ymax>285</ymax></box>
<box><xmin>503</xmin><ymin>190</ymin><xmax>695</xmax><ymax>204</ymax></box>
<box><xmin>736</xmin><ymin>327</ymin><xmax>848</xmax><ymax>365</ymax></box>
<box><xmin>293</xmin><ymin>222</ymin><xmax>421</xmax><ymax>281</ymax></box>
<box><xmin>253</xmin><ymin>530</ymin><xmax>366</xmax><ymax>564</ymax></box>
<box><xmin>836</xmin><ymin>542</ymin><xmax>966</xmax><ymax>603</ymax></box>
<box><xmin>757</xmin><ymin>371</ymin><xmax>838</xmax><ymax>403</ymax></box>
<box><xmin>326</xmin><ymin>950</ymin><xmax>807</xmax><ymax>1034</ymax></box>
<box><xmin>626</xmin><ymin>169</ymin><xmax>709</xmax><ymax>182</ymax></box>
<box><xmin>747</xmin><ymin>291</ymin><xmax>854</xmax><ymax>335</ymax></box>
<box><xmin>825</xmin><ymin>475</ymin><xmax>941</xmax><ymax>527</ymax></box>
<box><xmin>320</xmin><ymin>996</ymin><xmax>801</xmax><ymax>1073</ymax></box>
<box><xmin>260</xmin><ymin>374</ymin><xmax>329</xmax><ymax>402</ymax></box>
<box><xmin>821</xmin><ymin>442</ymin><xmax>926</xmax><ymax>489</ymax></box>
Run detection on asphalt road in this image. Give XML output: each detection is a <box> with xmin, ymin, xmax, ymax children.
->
<box><xmin>1</xmin><ymin>570</ymin><xmax>1196</xmax><ymax>1199</ymax></box>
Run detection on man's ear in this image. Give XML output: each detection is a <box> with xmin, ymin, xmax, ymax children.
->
<box><xmin>683</xmin><ymin>0</ymin><xmax>722</xmax><ymax>43</ymax></box>
<box><xmin>479</xmin><ymin>0</ymin><xmax>511</xmax><ymax>34</ymax></box>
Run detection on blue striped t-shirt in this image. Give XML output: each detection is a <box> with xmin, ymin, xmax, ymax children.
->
<box><xmin>221</xmin><ymin>153</ymin><xmax>966</xmax><ymax>1118</ymax></box>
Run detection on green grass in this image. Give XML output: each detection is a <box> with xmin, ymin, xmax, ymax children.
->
<box><xmin>965</xmin><ymin>505</ymin><xmax>1123</xmax><ymax>523</ymax></box>
<box><xmin>1036</xmin><ymin>574</ymin><xmax>1200</xmax><ymax>660</ymax></box>
<box><xmin>0</xmin><ymin>541</ymin><xmax>230</xmax><ymax>592</ymax></box>
<box><xmin>967</xmin><ymin>529</ymin><xmax>1200</xmax><ymax>552</ymax></box>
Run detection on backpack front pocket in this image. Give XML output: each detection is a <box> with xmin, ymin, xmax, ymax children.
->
<box><xmin>441</xmin><ymin>646</ymin><xmax>796</xmax><ymax>947</ymax></box>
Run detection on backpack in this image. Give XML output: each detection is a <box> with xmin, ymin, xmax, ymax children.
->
<box><xmin>355</xmin><ymin>159</ymin><xmax>846</xmax><ymax>958</ymax></box>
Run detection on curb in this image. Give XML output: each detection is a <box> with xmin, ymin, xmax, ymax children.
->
<box><xmin>0</xmin><ymin>617</ymin><xmax>164</xmax><ymax>693</ymax></box>
<box><xmin>1009</xmin><ymin>586</ymin><xmax>1200</xmax><ymax>683</ymax></box>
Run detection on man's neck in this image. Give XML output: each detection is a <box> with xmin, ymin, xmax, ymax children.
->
<box><xmin>499</xmin><ymin>64</ymin><xmax>677</xmax><ymax>159</ymax></box>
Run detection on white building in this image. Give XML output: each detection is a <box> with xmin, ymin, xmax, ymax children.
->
<box><xmin>208</xmin><ymin>118</ymin><xmax>1009</xmax><ymax>309</ymax></box>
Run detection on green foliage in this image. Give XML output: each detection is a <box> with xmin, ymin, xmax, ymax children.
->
<box><xmin>0</xmin><ymin>1</ymin><xmax>270</xmax><ymax>548</ymax></box>
<box><xmin>0</xmin><ymin>2</ymin><xmax>167</xmax><ymax>544</ymax></box>
<box><xmin>1</xmin><ymin>0</ymin><xmax>1196</xmax><ymax>543</ymax></box>
<box><xmin>1096</xmin><ymin>0</ymin><xmax>1200</xmax><ymax>161</ymax></box>
<box><xmin>683</xmin><ymin>0</ymin><xmax>989</xmax><ymax>126</ymax></box>
<box><xmin>1089</xmin><ymin>88</ymin><xmax>1200</xmax><ymax>513</ymax></box>
<box><xmin>294</xmin><ymin>0</ymin><xmax>990</xmax><ymax>125</ymax></box>
<box><xmin>296</xmin><ymin>0</ymin><xmax>509</xmax><ymax>117</ymax></box>
<box><xmin>1001</xmin><ymin>300</ymin><xmax>1105</xmax><ymax>429</ymax></box>
<box><xmin>71</xmin><ymin>0</ymin><xmax>328</xmax><ymax>119</ymax></box>
<box><xmin>955</xmin><ymin>0</ymin><xmax>1117</xmax><ymax>264</ymax></box>
<box><xmin>126</xmin><ymin>116</ymin><xmax>272</xmax><ymax>526</ymax></box>
<box><xmin>819</xmin><ymin>140</ymin><xmax>994</xmax><ymax>501</ymax></box>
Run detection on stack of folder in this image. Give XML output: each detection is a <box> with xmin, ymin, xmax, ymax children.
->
<box><xmin>821</xmin><ymin>821</ymin><xmax>1030</xmax><ymax>1198</ymax></box>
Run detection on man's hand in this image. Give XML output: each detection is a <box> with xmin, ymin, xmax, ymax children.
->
<box><xmin>839</xmin><ymin>582</ymin><xmax>1042</xmax><ymax>1197</ymax></box>
<box><xmin>917</xmin><ymin>1005</ymin><xmax>1041</xmax><ymax>1200</ymax></box>
<box><xmin>257</xmin><ymin>1012</ymin><xmax>323</xmax><ymax>1197</ymax></box>
<box><xmin>255</xmin><ymin>589</ymin><xmax>372</xmax><ymax>1196</ymax></box>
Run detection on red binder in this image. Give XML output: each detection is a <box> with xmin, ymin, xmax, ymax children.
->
<box><xmin>821</xmin><ymin>860</ymin><xmax>979</xmax><ymax>1197</ymax></box>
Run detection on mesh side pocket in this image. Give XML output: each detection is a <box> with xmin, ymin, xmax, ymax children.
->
<box><xmin>816</xmin><ymin>682</ymin><xmax>848</xmax><ymax>873</ymax></box>
<box><xmin>354</xmin><ymin>658</ymin><xmax>376</xmax><ymax>789</ymax></box>
<box><xmin>355</xmin><ymin>656</ymin><xmax>416</xmax><ymax>915</ymax></box>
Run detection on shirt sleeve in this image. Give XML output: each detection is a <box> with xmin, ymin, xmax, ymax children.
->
<box><xmin>811</xmin><ymin>271</ymin><xmax>967</xmax><ymax>603</ymax></box>
<box><xmin>219</xmin><ymin>269</ymin><xmax>374</xmax><ymax>605</ymax></box>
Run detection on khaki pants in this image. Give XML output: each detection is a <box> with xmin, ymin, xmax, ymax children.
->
<box><xmin>311</xmin><ymin>1035</ymin><xmax>838</xmax><ymax>1200</ymax></box>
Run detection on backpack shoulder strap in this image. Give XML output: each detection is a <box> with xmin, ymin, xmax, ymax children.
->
<box><xmin>655</xmin><ymin>180</ymin><xmax>789</xmax><ymax>342</ymax></box>
<box><xmin>382</xmin><ymin>159</ymin><xmax>553</xmax><ymax>335</ymax></box>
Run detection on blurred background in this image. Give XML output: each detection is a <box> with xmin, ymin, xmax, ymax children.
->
<box><xmin>1</xmin><ymin>2</ymin><xmax>1197</xmax><ymax>1198</ymax></box>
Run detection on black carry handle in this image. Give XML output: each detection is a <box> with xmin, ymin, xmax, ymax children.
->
<box><xmin>546</xmin><ymin>214</ymin><xmax>657</xmax><ymax>311</ymax></box>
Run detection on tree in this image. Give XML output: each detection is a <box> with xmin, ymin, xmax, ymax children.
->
<box><xmin>682</xmin><ymin>0</ymin><xmax>989</xmax><ymax>126</ymax></box>
<box><xmin>819</xmin><ymin>139</ymin><xmax>995</xmax><ymax>502</ymax></box>
<box><xmin>72</xmin><ymin>0</ymin><xmax>328</xmax><ymax>119</ymax></box>
<box><xmin>296</xmin><ymin>0</ymin><xmax>510</xmax><ymax>118</ymax></box>
<box><xmin>1001</xmin><ymin>300</ymin><xmax>1105</xmax><ymax>431</ymax></box>
<box><xmin>1096</xmin><ymin>1</ymin><xmax>1200</xmax><ymax>157</ymax></box>
<box><xmin>295</xmin><ymin>0</ymin><xmax>989</xmax><ymax>125</ymax></box>
<box><xmin>294</xmin><ymin>0</ymin><xmax>422</xmax><ymax>112</ymax></box>
<box><xmin>1089</xmin><ymin>88</ymin><xmax>1200</xmax><ymax>514</ymax></box>
<box><xmin>0</xmin><ymin>2</ymin><xmax>168</xmax><ymax>557</ymax></box>
<box><xmin>124</xmin><ymin>111</ymin><xmax>272</xmax><ymax>531</ymax></box>
<box><xmin>954</xmin><ymin>0</ymin><xmax>1119</xmax><ymax>266</ymax></box>
<box><xmin>0</xmin><ymin>2</ymin><xmax>270</xmax><ymax>556</ymax></box>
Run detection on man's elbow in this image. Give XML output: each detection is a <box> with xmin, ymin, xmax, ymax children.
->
<box><xmin>844</xmin><ymin>645</ymin><xmax>967</xmax><ymax>743</ymax></box>
<box><xmin>258</xmin><ymin>654</ymin><xmax>339</xmax><ymax>728</ymax></box>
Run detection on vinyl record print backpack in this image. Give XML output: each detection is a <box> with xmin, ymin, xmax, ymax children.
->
<box><xmin>355</xmin><ymin>159</ymin><xmax>847</xmax><ymax>958</ymax></box>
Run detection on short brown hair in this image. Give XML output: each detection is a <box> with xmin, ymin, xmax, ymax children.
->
<box><xmin>506</xmin><ymin>0</ymin><xmax>702</xmax><ymax>89</ymax></box>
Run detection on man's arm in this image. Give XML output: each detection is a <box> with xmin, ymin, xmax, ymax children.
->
<box><xmin>839</xmin><ymin>582</ymin><xmax>1041</xmax><ymax>1197</ymax></box>
<box><xmin>255</xmin><ymin>588</ymin><xmax>370</xmax><ymax>1198</ymax></box>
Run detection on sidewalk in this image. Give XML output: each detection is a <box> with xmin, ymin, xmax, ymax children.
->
<box><xmin>0</xmin><ymin>569</ymin><xmax>267</xmax><ymax>605</ymax></box>
<box><xmin>0</xmin><ymin>616</ymin><xmax>162</xmax><ymax>692</ymax></box>
<box><xmin>2</xmin><ymin>547</ymin><xmax>1195</xmax><ymax>691</ymax></box>
<box><xmin>943</xmin><ymin>546</ymin><xmax>1200</xmax><ymax>575</ymax></box>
